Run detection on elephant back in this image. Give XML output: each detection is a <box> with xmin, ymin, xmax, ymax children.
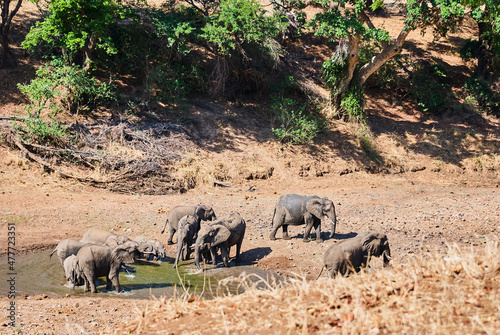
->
<box><xmin>220</xmin><ymin>213</ymin><xmax>246</xmax><ymax>247</ymax></box>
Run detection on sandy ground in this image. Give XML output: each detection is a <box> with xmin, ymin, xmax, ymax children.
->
<box><xmin>0</xmin><ymin>149</ymin><xmax>499</xmax><ymax>334</ymax></box>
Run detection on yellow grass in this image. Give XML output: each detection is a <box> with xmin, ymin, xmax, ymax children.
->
<box><xmin>116</xmin><ymin>236</ymin><xmax>500</xmax><ymax>334</ymax></box>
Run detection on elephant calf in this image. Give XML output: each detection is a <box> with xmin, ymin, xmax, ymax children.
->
<box><xmin>63</xmin><ymin>255</ymin><xmax>82</xmax><ymax>287</ymax></box>
<box><xmin>76</xmin><ymin>241</ymin><xmax>139</xmax><ymax>293</ymax></box>
<box><xmin>173</xmin><ymin>215</ymin><xmax>199</xmax><ymax>268</ymax></box>
<box><xmin>133</xmin><ymin>236</ymin><xmax>166</xmax><ymax>261</ymax></box>
<box><xmin>317</xmin><ymin>232</ymin><xmax>391</xmax><ymax>278</ymax></box>
<box><xmin>270</xmin><ymin>194</ymin><xmax>337</xmax><ymax>242</ymax></box>
<box><xmin>50</xmin><ymin>238</ymin><xmax>87</xmax><ymax>266</ymax></box>
<box><xmin>160</xmin><ymin>204</ymin><xmax>217</xmax><ymax>245</ymax></box>
<box><xmin>194</xmin><ymin>212</ymin><xmax>246</xmax><ymax>270</ymax></box>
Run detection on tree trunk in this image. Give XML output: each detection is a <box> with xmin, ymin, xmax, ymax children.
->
<box><xmin>0</xmin><ymin>0</ymin><xmax>23</xmax><ymax>68</ymax></box>
<box><xmin>476</xmin><ymin>18</ymin><xmax>493</xmax><ymax>81</ymax></box>
<box><xmin>332</xmin><ymin>36</ymin><xmax>360</xmax><ymax>112</ymax></box>
<box><xmin>83</xmin><ymin>35</ymin><xmax>98</xmax><ymax>72</ymax></box>
<box><xmin>359</xmin><ymin>29</ymin><xmax>410</xmax><ymax>86</ymax></box>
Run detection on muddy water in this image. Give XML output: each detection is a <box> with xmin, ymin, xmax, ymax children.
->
<box><xmin>0</xmin><ymin>250</ymin><xmax>280</xmax><ymax>299</ymax></box>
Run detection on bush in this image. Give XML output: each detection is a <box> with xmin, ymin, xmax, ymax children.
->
<box><xmin>464</xmin><ymin>76</ymin><xmax>500</xmax><ymax>115</ymax></box>
<box><xmin>271</xmin><ymin>96</ymin><xmax>322</xmax><ymax>144</ymax></box>
<box><xmin>18</xmin><ymin>58</ymin><xmax>115</xmax><ymax>114</ymax></box>
<box><xmin>14</xmin><ymin>111</ymin><xmax>68</xmax><ymax>146</ymax></box>
<box><xmin>410</xmin><ymin>62</ymin><xmax>450</xmax><ymax>114</ymax></box>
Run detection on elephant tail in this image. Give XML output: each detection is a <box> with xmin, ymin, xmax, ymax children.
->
<box><xmin>49</xmin><ymin>247</ymin><xmax>57</xmax><ymax>258</ymax></box>
<box><xmin>315</xmin><ymin>265</ymin><xmax>325</xmax><ymax>280</ymax></box>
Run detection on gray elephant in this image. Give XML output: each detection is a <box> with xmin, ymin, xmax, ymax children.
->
<box><xmin>194</xmin><ymin>212</ymin><xmax>246</xmax><ymax>270</ymax></box>
<box><xmin>269</xmin><ymin>194</ymin><xmax>337</xmax><ymax>242</ymax></box>
<box><xmin>317</xmin><ymin>232</ymin><xmax>392</xmax><ymax>278</ymax></box>
<box><xmin>104</xmin><ymin>233</ymin><xmax>132</xmax><ymax>248</ymax></box>
<box><xmin>75</xmin><ymin>241</ymin><xmax>139</xmax><ymax>293</ymax></box>
<box><xmin>133</xmin><ymin>236</ymin><xmax>166</xmax><ymax>261</ymax></box>
<box><xmin>63</xmin><ymin>255</ymin><xmax>82</xmax><ymax>287</ymax></box>
<box><xmin>50</xmin><ymin>238</ymin><xmax>87</xmax><ymax>266</ymax></box>
<box><xmin>160</xmin><ymin>204</ymin><xmax>217</xmax><ymax>245</ymax></box>
<box><xmin>173</xmin><ymin>215</ymin><xmax>199</xmax><ymax>268</ymax></box>
<box><xmin>80</xmin><ymin>227</ymin><xmax>113</xmax><ymax>244</ymax></box>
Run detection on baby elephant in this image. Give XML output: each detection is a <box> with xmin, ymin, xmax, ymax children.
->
<box><xmin>173</xmin><ymin>215</ymin><xmax>199</xmax><ymax>268</ymax></box>
<box><xmin>317</xmin><ymin>232</ymin><xmax>391</xmax><ymax>278</ymax></box>
<box><xmin>63</xmin><ymin>255</ymin><xmax>82</xmax><ymax>287</ymax></box>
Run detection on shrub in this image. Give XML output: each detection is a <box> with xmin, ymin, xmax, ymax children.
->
<box><xmin>464</xmin><ymin>76</ymin><xmax>500</xmax><ymax>115</ymax></box>
<box><xmin>410</xmin><ymin>62</ymin><xmax>450</xmax><ymax>114</ymax></box>
<box><xmin>14</xmin><ymin>111</ymin><xmax>68</xmax><ymax>146</ymax></box>
<box><xmin>18</xmin><ymin>58</ymin><xmax>115</xmax><ymax>114</ymax></box>
<box><xmin>271</xmin><ymin>96</ymin><xmax>321</xmax><ymax>144</ymax></box>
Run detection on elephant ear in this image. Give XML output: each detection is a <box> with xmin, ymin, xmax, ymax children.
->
<box><xmin>138</xmin><ymin>242</ymin><xmax>154</xmax><ymax>254</ymax></box>
<box><xmin>306</xmin><ymin>198</ymin><xmax>324</xmax><ymax>219</ymax></box>
<box><xmin>211</xmin><ymin>225</ymin><xmax>231</xmax><ymax>247</ymax></box>
<box><xmin>362</xmin><ymin>232</ymin><xmax>387</xmax><ymax>257</ymax></box>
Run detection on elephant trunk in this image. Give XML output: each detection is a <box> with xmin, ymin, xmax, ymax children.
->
<box><xmin>327</xmin><ymin>208</ymin><xmax>337</xmax><ymax>239</ymax></box>
<box><xmin>382</xmin><ymin>244</ymin><xmax>392</xmax><ymax>266</ymax></box>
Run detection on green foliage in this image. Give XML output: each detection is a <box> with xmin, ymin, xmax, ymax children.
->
<box><xmin>146</xmin><ymin>64</ymin><xmax>205</xmax><ymax>103</ymax></box>
<box><xmin>464</xmin><ymin>76</ymin><xmax>500</xmax><ymax>114</ymax></box>
<box><xmin>271</xmin><ymin>96</ymin><xmax>322</xmax><ymax>144</ymax></box>
<box><xmin>18</xmin><ymin>58</ymin><xmax>115</xmax><ymax>114</ymax></box>
<box><xmin>459</xmin><ymin>39</ymin><xmax>481</xmax><ymax>62</ymax></box>
<box><xmin>22</xmin><ymin>0</ymin><xmax>131</xmax><ymax>66</ymax></box>
<box><xmin>13</xmin><ymin>111</ymin><xmax>68</xmax><ymax>146</ymax></box>
<box><xmin>339</xmin><ymin>83</ymin><xmax>366</xmax><ymax>121</ymax></box>
<box><xmin>410</xmin><ymin>62</ymin><xmax>450</xmax><ymax>114</ymax></box>
<box><xmin>202</xmin><ymin>0</ymin><xmax>284</xmax><ymax>56</ymax></box>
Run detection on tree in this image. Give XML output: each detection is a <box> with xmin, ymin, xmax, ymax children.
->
<box><xmin>22</xmin><ymin>0</ymin><xmax>130</xmax><ymax>71</ymax></box>
<box><xmin>0</xmin><ymin>0</ymin><xmax>22</xmax><ymax>68</ymax></box>
<box><xmin>286</xmin><ymin>0</ymin><xmax>466</xmax><ymax>119</ymax></box>
<box><xmin>461</xmin><ymin>0</ymin><xmax>500</xmax><ymax>80</ymax></box>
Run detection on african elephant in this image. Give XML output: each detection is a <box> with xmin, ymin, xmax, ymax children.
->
<box><xmin>63</xmin><ymin>255</ymin><xmax>82</xmax><ymax>287</ymax></box>
<box><xmin>133</xmin><ymin>236</ymin><xmax>166</xmax><ymax>261</ymax></box>
<box><xmin>160</xmin><ymin>204</ymin><xmax>217</xmax><ymax>245</ymax></box>
<box><xmin>50</xmin><ymin>238</ymin><xmax>87</xmax><ymax>266</ymax></box>
<box><xmin>194</xmin><ymin>212</ymin><xmax>246</xmax><ymax>270</ymax></box>
<box><xmin>104</xmin><ymin>233</ymin><xmax>132</xmax><ymax>248</ymax></box>
<box><xmin>173</xmin><ymin>215</ymin><xmax>199</xmax><ymax>268</ymax></box>
<box><xmin>269</xmin><ymin>194</ymin><xmax>337</xmax><ymax>242</ymax></box>
<box><xmin>75</xmin><ymin>241</ymin><xmax>139</xmax><ymax>293</ymax></box>
<box><xmin>317</xmin><ymin>232</ymin><xmax>392</xmax><ymax>278</ymax></box>
<box><xmin>80</xmin><ymin>227</ymin><xmax>113</xmax><ymax>244</ymax></box>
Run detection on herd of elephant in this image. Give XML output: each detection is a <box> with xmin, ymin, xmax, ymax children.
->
<box><xmin>50</xmin><ymin>194</ymin><xmax>392</xmax><ymax>294</ymax></box>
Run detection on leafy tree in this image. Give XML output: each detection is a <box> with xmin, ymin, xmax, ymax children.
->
<box><xmin>22</xmin><ymin>0</ymin><xmax>132</xmax><ymax>71</ymax></box>
<box><xmin>283</xmin><ymin>0</ymin><xmax>467</xmax><ymax>119</ymax></box>
<box><xmin>201</xmin><ymin>0</ymin><xmax>285</xmax><ymax>95</ymax></box>
<box><xmin>461</xmin><ymin>0</ymin><xmax>500</xmax><ymax>80</ymax></box>
<box><xmin>1</xmin><ymin>0</ymin><xmax>22</xmax><ymax>68</ymax></box>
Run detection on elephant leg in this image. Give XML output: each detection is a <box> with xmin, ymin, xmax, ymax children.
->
<box><xmin>270</xmin><ymin>211</ymin><xmax>285</xmax><ymax>240</ymax></box>
<box><xmin>182</xmin><ymin>244</ymin><xmax>189</xmax><ymax>261</ymax></box>
<box><xmin>235</xmin><ymin>241</ymin><xmax>242</xmax><ymax>263</ymax></box>
<box><xmin>167</xmin><ymin>226</ymin><xmax>176</xmax><ymax>245</ymax></box>
<box><xmin>82</xmin><ymin>274</ymin><xmax>90</xmax><ymax>292</ymax></box>
<box><xmin>89</xmin><ymin>276</ymin><xmax>98</xmax><ymax>293</ymax></box>
<box><xmin>220</xmin><ymin>246</ymin><xmax>229</xmax><ymax>267</ymax></box>
<box><xmin>313</xmin><ymin>219</ymin><xmax>323</xmax><ymax>242</ymax></box>
<box><xmin>210</xmin><ymin>246</ymin><xmax>217</xmax><ymax>266</ymax></box>
<box><xmin>185</xmin><ymin>246</ymin><xmax>191</xmax><ymax>261</ymax></box>
<box><xmin>282</xmin><ymin>225</ymin><xmax>291</xmax><ymax>240</ymax></box>
<box><xmin>106</xmin><ymin>277</ymin><xmax>112</xmax><ymax>290</ymax></box>
<box><xmin>110</xmin><ymin>275</ymin><xmax>120</xmax><ymax>293</ymax></box>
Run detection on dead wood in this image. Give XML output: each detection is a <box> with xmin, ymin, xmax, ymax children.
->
<box><xmin>1</xmin><ymin>119</ymin><xmax>198</xmax><ymax>194</ymax></box>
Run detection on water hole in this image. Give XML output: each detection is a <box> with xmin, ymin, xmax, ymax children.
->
<box><xmin>0</xmin><ymin>250</ymin><xmax>280</xmax><ymax>299</ymax></box>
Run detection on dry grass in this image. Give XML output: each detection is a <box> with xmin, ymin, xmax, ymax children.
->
<box><xmin>116</xmin><ymin>236</ymin><xmax>500</xmax><ymax>334</ymax></box>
